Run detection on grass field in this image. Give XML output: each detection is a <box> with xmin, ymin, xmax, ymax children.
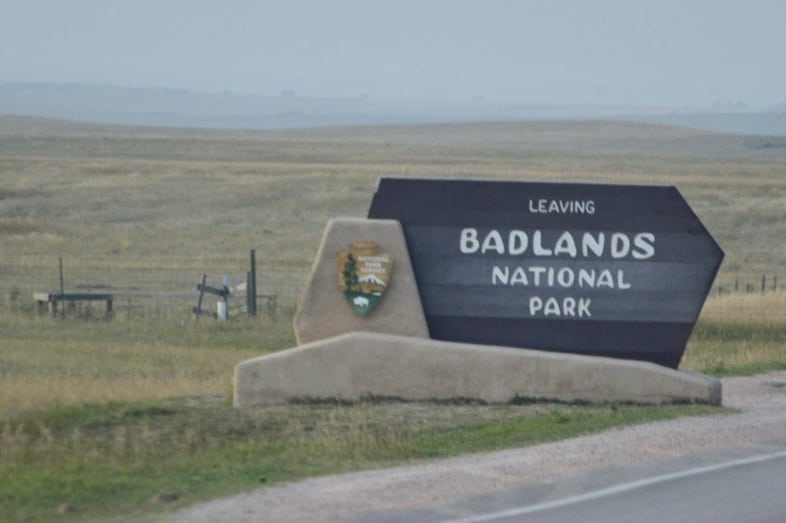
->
<box><xmin>2</xmin><ymin>116</ymin><xmax>785</xmax><ymax>303</ymax></box>
<box><xmin>1</xmin><ymin>115</ymin><xmax>785</xmax><ymax>521</ymax></box>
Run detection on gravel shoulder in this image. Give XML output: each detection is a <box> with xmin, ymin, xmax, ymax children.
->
<box><xmin>170</xmin><ymin>371</ymin><xmax>786</xmax><ymax>523</ymax></box>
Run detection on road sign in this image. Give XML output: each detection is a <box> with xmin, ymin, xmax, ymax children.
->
<box><xmin>368</xmin><ymin>177</ymin><xmax>723</xmax><ymax>368</ymax></box>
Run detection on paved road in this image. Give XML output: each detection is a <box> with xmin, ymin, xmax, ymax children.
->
<box><xmin>347</xmin><ymin>442</ymin><xmax>786</xmax><ymax>523</ymax></box>
<box><xmin>170</xmin><ymin>372</ymin><xmax>786</xmax><ymax>523</ymax></box>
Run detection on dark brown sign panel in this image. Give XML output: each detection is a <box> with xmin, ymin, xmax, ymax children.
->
<box><xmin>368</xmin><ymin>178</ymin><xmax>724</xmax><ymax>368</ymax></box>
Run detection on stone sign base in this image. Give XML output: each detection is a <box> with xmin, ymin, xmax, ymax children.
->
<box><xmin>293</xmin><ymin>217</ymin><xmax>429</xmax><ymax>345</ymax></box>
<box><xmin>234</xmin><ymin>217</ymin><xmax>721</xmax><ymax>407</ymax></box>
<box><xmin>235</xmin><ymin>332</ymin><xmax>721</xmax><ymax>406</ymax></box>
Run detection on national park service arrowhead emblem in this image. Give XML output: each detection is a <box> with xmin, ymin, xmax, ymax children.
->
<box><xmin>336</xmin><ymin>241</ymin><xmax>392</xmax><ymax>316</ymax></box>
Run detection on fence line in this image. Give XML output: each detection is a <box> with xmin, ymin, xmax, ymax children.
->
<box><xmin>0</xmin><ymin>259</ymin><xmax>310</xmax><ymax>320</ymax></box>
<box><xmin>715</xmin><ymin>274</ymin><xmax>782</xmax><ymax>295</ymax></box>
<box><xmin>1</xmin><ymin>257</ymin><xmax>782</xmax><ymax>323</ymax></box>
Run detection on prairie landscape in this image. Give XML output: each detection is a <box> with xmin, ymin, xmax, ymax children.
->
<box><xmin>0</xmin><ymin>115</ymin><xmax>785</xmax><ymax>521</ymax></box>
<box><xmin>2</xmin><ymin>115</ymin><xmax>785</xmax><ymax>301</ymax></box>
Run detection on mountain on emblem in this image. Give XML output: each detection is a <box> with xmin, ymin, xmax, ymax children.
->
<box><xmin>336</xmin><ymin>240</ymin><xmax>393</xmax><ymax>316</ymax></box>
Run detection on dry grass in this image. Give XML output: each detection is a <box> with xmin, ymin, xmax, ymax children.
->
<box><xmin>699</xmin><ymin>291</ymin><xmax>786</xmax><ymax>325</ymax></box>
<box><xmin>0</xmin><ymin>311</ymin><xmax>291</xmax><ymax>420</ymax></box>
<box><xmin>0</xmin><ymin>334</ymin><xmax>258</xmax><ymax>419</ymax></box>
<box><xmin>682</xmin><ymin>292</ymin><xmax>786</xmax><ymax>374</ymax></box>
<box><xmin>683</xmin><ymin>328</ymin><xmax>785</xmax><ymax>375</ymax></box>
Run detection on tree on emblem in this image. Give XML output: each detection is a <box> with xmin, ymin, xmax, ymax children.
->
<box><xmin>342</xmin><ymin>253</ymin><xmax>359</xmax><ymax>292</ymax></box>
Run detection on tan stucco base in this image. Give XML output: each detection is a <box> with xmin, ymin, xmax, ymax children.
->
<box><xmin>293</xmin><ymin>217</ymin><xmax>429</xmax><ymax>345</ymax></box>
<box><xmin>234</xmin><ymin>331</ymin><xmax>721</xmax><ymax>406</ymax></box>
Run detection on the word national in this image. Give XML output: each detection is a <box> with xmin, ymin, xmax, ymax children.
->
<box><xmin>491</xmin><ymin>266</ymin><xmax>631</xmax><ymax>289</ymax></box>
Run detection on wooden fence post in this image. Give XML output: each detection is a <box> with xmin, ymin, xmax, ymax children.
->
<box><xmin>194</xmin><ymin>274</ymin><xmax>207</xmax><ymax>321</ymax></box>
<box><xmin>248</xmin><ymin>249</ymin><xmax>257</xmax><ymax>317</ymax></box>
<box><xmin>58</xmin><ymin>256</ymin><xmax>65</xmax><ymax>318</ymax></box>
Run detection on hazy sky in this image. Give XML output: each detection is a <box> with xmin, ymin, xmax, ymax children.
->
<box><xmin>2</xmin><ymin>0</ymin><xmax>785</xmax><ymax>107</ymax></box>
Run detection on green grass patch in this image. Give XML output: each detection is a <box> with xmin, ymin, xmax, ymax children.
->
<box><xmin>0</xmin><ymin>399</ymin><xmax>724</xmax><ymax>523</ymax></box>
<box><xmin>701</xmin><ymin>360</ymin><xmax>786</xmax><ymax>377</ymax></box>
<box><xmin>691</xmin><ymin>321</ymin><xmax>786</xmax><ymax>343</ymax></box>
<box><xmin>409</xmin><ymin>403</ymin><xmax>723</xmax><ymax>458</ymax></box>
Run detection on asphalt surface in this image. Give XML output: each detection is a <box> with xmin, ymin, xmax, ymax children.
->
<box><xmin>344</xmin><ymin>441</ymin><xmax>786</xmax><ymax>523</ymax></box>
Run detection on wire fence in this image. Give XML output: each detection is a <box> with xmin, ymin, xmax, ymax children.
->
<box><xmin>714</xmin><ymin>275</ymin><xmax>781</xmax><ymax>296</ymax></box>
<box><xmin>0</xmin><ymin>256</ymin><xmax>783</xmax><ymax>325</ymax></box>
<box><xmin>0</xmin><ymin>256</ymin><xmax>310</xmax><ymax>321</ymax></box>
<box><xmin>0</xmin><ymin>231</ymin><xmax>786</xmax><ymax>326</ymax></box>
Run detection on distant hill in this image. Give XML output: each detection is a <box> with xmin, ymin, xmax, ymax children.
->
<box><xmin>1</xmin><ymin>82</ymin><xmax>785</xmax><ymax>135</ymax></box>
<box><xmin>4</xmin><ymin>114</ymin><xmax>786</xmax><ymax>161</ymax></box>
<box><xmin>627</xmin><ymin>111</ymin><xmax>786</xmax><ymax>136</ymax></box>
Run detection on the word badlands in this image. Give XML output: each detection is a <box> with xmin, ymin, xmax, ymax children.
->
<box><xmin>459</xmin><ymin>228</ymin><xmax>656</xmax><ymax>260</ymax></box>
